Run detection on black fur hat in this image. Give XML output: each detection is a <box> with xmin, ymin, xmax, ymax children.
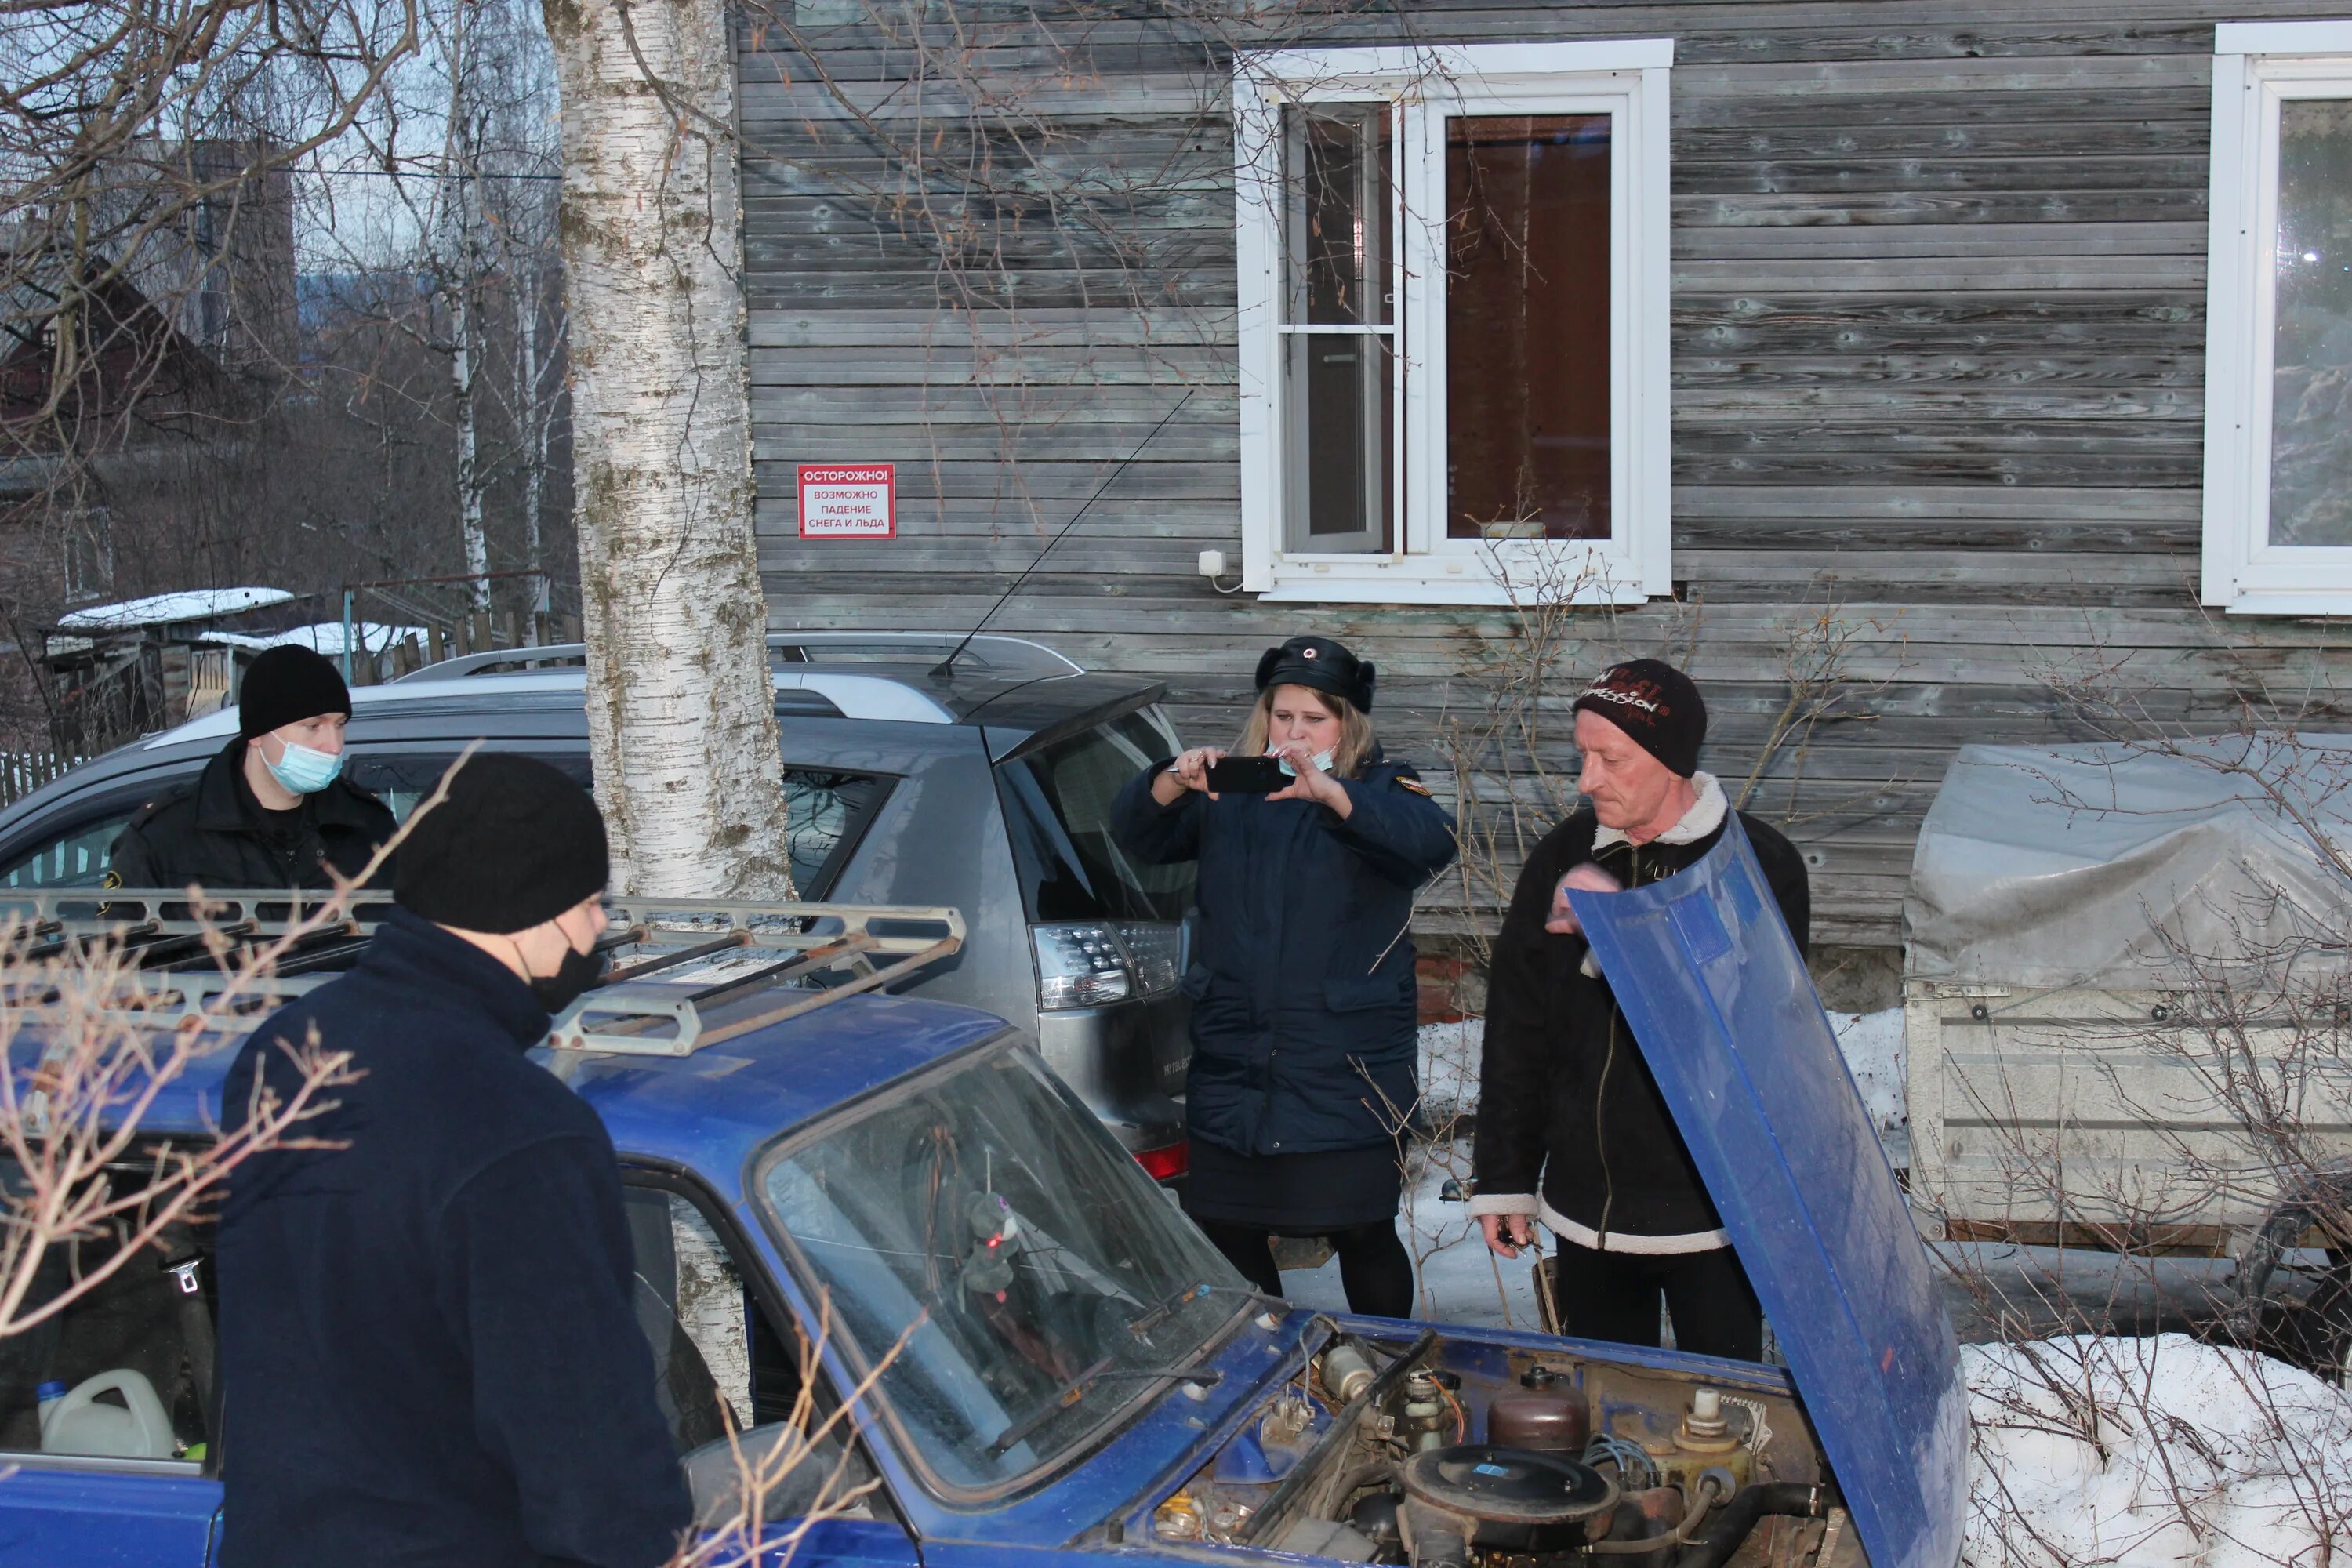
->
<box><xmin>1254</xmin><ymin>636</ymin><xmax>1375</xmax><ymax>713</ymax></box>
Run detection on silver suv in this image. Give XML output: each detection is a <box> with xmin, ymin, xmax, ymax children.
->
<box><xmin>0</xmin><ymin>633</ymin><xmax>1197</xmax><ymax>1168</ymax></box>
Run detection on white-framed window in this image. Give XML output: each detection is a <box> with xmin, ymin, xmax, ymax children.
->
<box><xmin>2203</xmin><ymin>22</ymin><xmax>2352</xmax><ymax>614</ymax></box>
<box><xmin>1232</xmin><ymin>41</ymin><xmax>1672</xmax><ymax>604</ymax></box>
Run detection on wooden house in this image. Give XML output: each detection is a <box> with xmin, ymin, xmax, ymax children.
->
<box><xmin>742</xmin><ymin>3</ymin><xmax>2352</xmax><ymax>1006</ymax></box>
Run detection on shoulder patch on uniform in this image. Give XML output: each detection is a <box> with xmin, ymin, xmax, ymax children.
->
<box><xmin>101</xmin><ymin>869</ymin><xmax>121</xmax><ymax>889</ymax></box>
<box><xmin>1396</xmin><ymin>776</ymin><xmax>1433</xmax><ymax>796</ymax></box>
<box><xmin>128</xmin><ymin>789</ymin><xmax>184</xmax><ymax>826</ymax></box>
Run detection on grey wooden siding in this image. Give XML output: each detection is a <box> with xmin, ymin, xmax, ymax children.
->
<box><xmin>739</xmin><ymin>2</ymin><xmax>2352</xmax><ymax>953</ymax></box>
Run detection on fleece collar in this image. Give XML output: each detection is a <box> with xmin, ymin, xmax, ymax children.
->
<box><xmin>1592</xmin><ymin>770</ymin><xmax>1726</xmax><ymax>851</ymax></box>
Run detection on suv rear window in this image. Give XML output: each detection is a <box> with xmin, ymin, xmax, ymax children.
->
<box><xmin>995</xmin><ymin>707</ymin><xmax>1195</xmax><ymax>923</ymax></box>
<box><xmin>349</xmin><ymin>754</ymin><xmax>891</xmax><ymax>902</ymax></box>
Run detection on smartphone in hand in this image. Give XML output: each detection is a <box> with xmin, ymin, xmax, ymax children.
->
<box><xmin>1205</xmin><ymin>755</ymin><xmax>1289</xmax><ymax>793</ymax></box>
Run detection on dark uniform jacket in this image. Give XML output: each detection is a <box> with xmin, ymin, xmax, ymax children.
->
<box><xmin>1472</xmin><ymin>778</ymin><xmax>1811</xmax><ymax>1245</ymax></box>
<box><xmin>216</xmin><ymin>909</ymin><xmax>691</xmax><ymax>1568</ymax></box>
<box><xmin>1110</xmin><ymin>750</ymin><xmax>1458</xmax><ymax>1157</ymax></box>
<box><xmin>107</xmin><ymin>736</ymin><xmax>396</xmax><ymax>891</ymax></box>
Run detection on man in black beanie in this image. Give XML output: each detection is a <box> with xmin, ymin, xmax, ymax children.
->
<box><xmin>107</xmin><ymin>644</ymin><xmax>397</xmax><ymax>891</ymax></box>
<box><xmin>1469</xmin><ymin>658</ymin><xmax>1810</xmax><ymax>1361</ymax></box>
<box><xmin>216</xmin><ymin>755</ymin><xmax>691</xmax><ymax>1568</ymax></box>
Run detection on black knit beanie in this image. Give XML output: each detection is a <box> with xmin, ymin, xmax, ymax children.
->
<box><xmin>395</xmin><ymin>753</ymin><xmax>609</xmax><ymax>934</ymax></box>
<box><xmin>238</xmin><ymin>646</ymin><xmax>352</xmax><ymax>740</ymax></box>
<box><xmin>1572</xmin><ymin>659</ymin><xmax>1707</xmax><ymax>778</ymax></box>
<box><xmin>1254</xmin><ymin>635</ymin><xmax>1376</xmax><ymax>713</ymax></box>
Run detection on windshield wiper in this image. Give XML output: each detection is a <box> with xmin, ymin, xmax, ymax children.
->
<box><xmin>985</xmin><ymin>1357</ymin><xmax>1227</xmax><ymax>1458</ymax></box>
<box><xmin>1126</xmin><ymin>1279</ymin><xmax>1272</xmax><ymax>1338</ymax></box>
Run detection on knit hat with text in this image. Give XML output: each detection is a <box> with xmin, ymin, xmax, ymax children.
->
<box><xmin>1570</xmin><ymin>659</ymin><xmax>1706</xmax><ymax>778</ymax></box>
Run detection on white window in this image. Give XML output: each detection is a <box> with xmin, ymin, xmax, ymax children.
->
<box><xmin>2203</xmin><ymin>23</ymin><xmax>2352</xmax><ymax>613</ymax></box>
<box><xmin>1233</xmin><ymin>41</ymin><xmax>1672</xmax><ymax>604</ymax></box>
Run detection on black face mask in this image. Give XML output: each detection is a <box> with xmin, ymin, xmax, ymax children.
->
<box><xmin>526</xmin><ymin>942</ymin><xmax>608</xmax><ymax>1014</ymax></box>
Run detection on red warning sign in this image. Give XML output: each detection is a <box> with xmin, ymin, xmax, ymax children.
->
<box><xmin>797</xmin><ymin>465</ymin><xmax>895</xmax><ymax>539</ymax></box>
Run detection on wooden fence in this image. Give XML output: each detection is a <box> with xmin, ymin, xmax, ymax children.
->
<box><xmin>0</xmin><ymin>753</ymin><xmax>86</xmax><ymax>809</ymax></box>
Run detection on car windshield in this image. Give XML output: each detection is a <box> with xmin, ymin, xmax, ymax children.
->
<box><xmin>754</xmin><ymin>1044</ymin><xmax>1245</xmax><ymax>1494</ymax></box>
<box><xmin>996</xmin><ymin>706</ymin><xmax>1196</xmax><ymax>922</ymax></box>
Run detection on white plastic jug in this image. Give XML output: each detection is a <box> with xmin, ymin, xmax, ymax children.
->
<box><xmin>38</xmin><ymin>1368</ymin><xmax>173</xmax><ymax>1459</ymax></box>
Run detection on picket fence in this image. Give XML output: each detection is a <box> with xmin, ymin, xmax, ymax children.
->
<box><xmin>0</xmin><ymin>753</ymin><xmax>85</xmax><ymax>809</ymax></box>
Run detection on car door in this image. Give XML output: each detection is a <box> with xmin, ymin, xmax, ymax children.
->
<box><xmin>620</xmin><ymin>1174</ymin><xmax>923</xmax><ymax>1568</ymax></box>
<box><xmin>0</xmin><ymin>1157</ymin><xmax>221</xmax><ymax>1566</ymax></box>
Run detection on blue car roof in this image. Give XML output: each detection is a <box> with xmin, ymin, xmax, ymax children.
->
<box><xmin>114</xmin><ymin>992</ymin><xmax>1014</xmax><ymax>1178</ymax></box>
<box><xmin>1569</xmin><ymin>817</ymin><xmax>1967</xmax><ymax>1568</ymax></box>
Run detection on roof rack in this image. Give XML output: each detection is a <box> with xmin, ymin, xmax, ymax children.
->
<box><xmin>393</xmin><ymin>631</ymin><xmax>1084</xmax><ymax>684</ymax></box>
<box><xmin>0</xmin><ymin>891</ymin><xmax>965</xmax><ymax>1058</ymax></box>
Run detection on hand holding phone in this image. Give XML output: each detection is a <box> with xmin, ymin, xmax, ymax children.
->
<box><xmin>1205</xmin><ymin>755</ymin><xmax>1289</xmax><ymax>794</ymax></box>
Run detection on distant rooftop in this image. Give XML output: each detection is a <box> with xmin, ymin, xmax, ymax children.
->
<box><xmin>56</xmin><ymin>586</ymin><xmax>293</xmax><ymax>632</ymax></box>
<box><xmin>204</xmin><ymin>620</ymin><xmax>425</xmax><ymax>657</ymax></box>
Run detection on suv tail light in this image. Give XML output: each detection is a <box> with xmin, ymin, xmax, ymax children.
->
<box><xmin>1032</xmin><ymin>921</ymin><xmax>1185</xmax><ymax>1011</ymax></box>
<box><xmin>1032</xmin><ymin>924</ymin><xmax>1133</xmax><ymax>1010</ymax></box>
<box><xmin>1115</xmin><ymin>922</ymin><xmax>1181</xmax><ymax>996</ymax></box>
<box><xmin>1135</xmin><ymin>1139</ymin><xmax>1189</xmax><ymax>1181</ymax></box>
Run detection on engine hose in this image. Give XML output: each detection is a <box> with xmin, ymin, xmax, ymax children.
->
<box><xmin>1400</xmin><ymin>1504</ymin><xmax>1469</xmax><ymax>1568</ymax></box>
<box><xmin>1671</xmin><ymin>1483</ymin><xmax>1831</xmax><ymax>1568</ymax></box>
<box><xmin>1315</xmin><ymin>1459</ymin><xmax>1399</xmax><ymax>1521</ymax></box>
<box><xmin>1587</xmin><ymin>1472</ymin><xmax>1722</xmax><ymax>1554</ymax></box>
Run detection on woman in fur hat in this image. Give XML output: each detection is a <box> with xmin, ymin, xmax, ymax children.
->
<box><xmin>1110</xmin><ymin>636</ymin><xmax>1457</xmax><ymax>1316</ymax></box>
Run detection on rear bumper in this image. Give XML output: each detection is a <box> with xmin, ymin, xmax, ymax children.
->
<box><xmin>1034</xmin><ymin>990</ymin><xmax>1189</xmax><ymax>1156</ymax></box>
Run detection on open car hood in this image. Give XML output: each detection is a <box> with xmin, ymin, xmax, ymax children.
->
<box><xmin>1570</xmin><ymin>816</ymin><xmax>1965</xmax><ymax>1568</ymax></box>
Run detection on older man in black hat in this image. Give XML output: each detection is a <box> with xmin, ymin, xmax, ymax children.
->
<box><xmin>107</xmin><ymin>644</ymin><xmax>396</xmax><ymax>891</ymax></box>
<box><xmin>216</xmin><ymin>754</ymin><xmax>690</xmax><ymax>1568</ymax></box>
<box><xmin>1470</xmin><ymin>659</ymin><xmax>1810</xmax><ymax>1360</ymax></box>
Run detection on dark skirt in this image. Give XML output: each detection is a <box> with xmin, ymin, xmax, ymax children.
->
<box><xmin>1182</xmin><ymin>1137</ymin><xmax>1403</xmax><ymax>1233</ymax></box>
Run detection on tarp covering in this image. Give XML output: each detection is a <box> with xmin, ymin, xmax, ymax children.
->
<box><xmin>1905</xmin><ymin>735</ymin><xmax>2352</xmax><ymax>989</ymax></box>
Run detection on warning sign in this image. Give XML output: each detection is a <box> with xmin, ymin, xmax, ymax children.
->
<box><xmin>797</xmin><ymin>464</ymin><xmax>895</xmax><ymax>539</ymax></box>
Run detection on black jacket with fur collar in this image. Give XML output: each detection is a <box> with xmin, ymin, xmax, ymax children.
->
<box><xmin>1470</xmin><ymin>775</ymin><xmax>1810</xmax><ymax>1250</ymax></box>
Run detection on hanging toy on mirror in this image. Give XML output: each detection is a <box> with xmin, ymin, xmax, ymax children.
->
<box><xmin>963</xmin><ymin>1192</ymin><xmax>1022</xmax><ymax>1298</ymax></box>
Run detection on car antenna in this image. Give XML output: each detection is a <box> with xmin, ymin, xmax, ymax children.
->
<box><xmin>931</xmin><ymin>388</ymin><xmax>1195</xmax><ymax>680</ymax></box>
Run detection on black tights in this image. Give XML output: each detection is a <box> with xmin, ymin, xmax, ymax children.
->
<box><xmin>1191</xmin><ymin>1218</ymin><xmax>1416</xmax><ymax>1319</ymax></box>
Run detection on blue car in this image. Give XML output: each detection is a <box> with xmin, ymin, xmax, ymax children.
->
<box><xmin>0</xmin><ymin>823</ymin><xmax>1965</xmax><ymax>1568</ymax></box>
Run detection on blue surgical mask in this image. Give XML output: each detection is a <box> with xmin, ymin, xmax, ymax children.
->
<box><xmin>1270</xmin><ymin>746</ymin><xmax>1337</xmax><ymax>778</ymax></box>
<box><xmin>263</xmin><ymin>735</ymin><xmax>343</xmax><ymax>796</ymax></box>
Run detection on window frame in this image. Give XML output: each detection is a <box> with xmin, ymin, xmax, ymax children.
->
<box><xmin>1234</xmin><ymin>39</ymin><xmax>1674</xmax><ymax>605</ymax></box>
<box><xmin>2201</xmin><ymin>22</ymin><xmax>2352</xmax><ymax>614</ymax></box>
<box><xmin>0</xmin><ymin>1137</ymin><xmax>222</xmax><ymax>1480</ymax></box>
<box><xmin>778</xmin><ymin>764</ymin><xmax>898</xmax><ymax>902</ymax></box>
<box><xmin>0</xmin><ymin>776</ymin><xmax>182</xmax><ymax>890</ymax></box>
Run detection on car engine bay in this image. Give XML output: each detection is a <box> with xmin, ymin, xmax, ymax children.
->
<box><xmin>1144</xmin><ymin>1329</ymin><xmax>1864</xmax><ymax>1568</ymax></box>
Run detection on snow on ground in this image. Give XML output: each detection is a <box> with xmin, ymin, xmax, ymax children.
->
<box><xmin>1280</xmin><ymin>1137</ymin><xmax>1544</xmax><ymax>1330</ymax></box>
<box><xmin>1831</xmin><ymin>1007</ymin><xmax>1907</xmax><ymax>1160</ymax></box>
<box><xmin>1963</xmin><ymin>1334</ymin><xmax>2352</xmax><ymax>1564</ymax></box>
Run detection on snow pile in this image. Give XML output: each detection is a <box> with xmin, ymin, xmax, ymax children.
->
<box><xmin>1416</xmin><ymin>1019</ymin><xmax>1482</xmax><ymax>1128</ymax></box>
<box><xmin>1964</xmin><ymin>1334</ymin><xmax>2352</xmax><ymax>1564</ymax></box>
<box><xmin>1831</xmin><ymin>1007</ymin><xmax>1907</xmax><ymax>1160</ymax></box>
<box><xmin>57</xmin><ymin>586</ymin><xmax>292</xmax><ymax>631</ymax></box>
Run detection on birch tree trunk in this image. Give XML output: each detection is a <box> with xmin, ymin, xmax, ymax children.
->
<box><xmin>451</xmin><ymin>269</ymin><xmax>489</xmax><ymax>614</ymax></box>
<box><xmin>541</xmin><ymin>0</ymin><xmax>793</xmax><ymax>898</ymax></box>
